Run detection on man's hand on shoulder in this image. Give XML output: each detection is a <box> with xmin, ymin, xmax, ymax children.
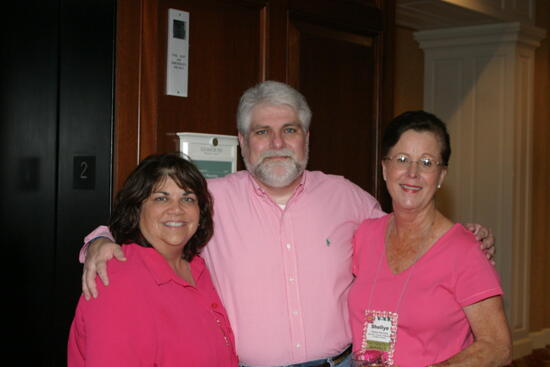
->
<box><xmin>82</xmin><ymin>238</ymin><xmax>126</xmax><ymax>300</ymax></box>
<box><xmin>464</xmin><ymin>223</ymin><xmax>495</xmax><ymax>265</ymax></box>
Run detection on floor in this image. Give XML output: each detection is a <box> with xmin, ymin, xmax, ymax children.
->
<box><xmin>508</xmin><ymin>345</ymin><xmax>550</xmax><ymax>367</ymax></box>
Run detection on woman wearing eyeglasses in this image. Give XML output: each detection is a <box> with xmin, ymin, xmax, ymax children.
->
<box><xmin>348</xmin><ymin>111</ymin><xmax>511</xmax><ymax>367</ymax></box>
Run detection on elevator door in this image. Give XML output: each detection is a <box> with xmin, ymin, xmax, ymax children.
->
<box><xmin>0</xmin><ymin>1</ymin><xmax>115</xmax><ymax>365</ymax></box>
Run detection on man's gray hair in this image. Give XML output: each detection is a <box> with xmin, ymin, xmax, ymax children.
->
<box><xmin>236</xmin><ymin>80</ymin><xmax>312</xmax><ymax>135</ymax></box>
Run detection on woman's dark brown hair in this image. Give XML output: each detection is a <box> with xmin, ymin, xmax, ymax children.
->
<box><xmin>108</xmin><ymin>153</ymin><xmax>213</xmax><ymax>261</ymax></box>
<box><xmin>382</xmin><ymin>110</ymin><xmax>451</xmax><ymax>166</ymax></box>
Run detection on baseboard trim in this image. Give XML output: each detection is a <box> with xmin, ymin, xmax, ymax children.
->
<box><xmin>513</xmin><ymin>328</ymin><xmax>550</xmax><ymax>359</ymax></box>
<box><xmin>513</xmin><ymin>337</ymin><xmax>533</xmax><ymax>359</ymax></box>
<box><xmin>531</xmin><ymin>328</ymin><xmax>550</xmax><ymax>349</ymax></box>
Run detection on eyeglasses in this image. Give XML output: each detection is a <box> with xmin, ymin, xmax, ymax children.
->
<box><xmin>384</xmin><ymin>154</ymin><xmax>445</xmax><ymax>172</ymax></box>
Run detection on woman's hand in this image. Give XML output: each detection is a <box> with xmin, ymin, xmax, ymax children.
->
<box><xmin>82</xmin><ymin>238</ymin><xmax>126</xmax><ymax>300</ymax></box>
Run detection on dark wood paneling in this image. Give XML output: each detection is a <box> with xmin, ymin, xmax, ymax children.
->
<box><xmin>113</xmin><ymin>0</ymin><xmax>143</xmax><ymax>192</ymax></box>
<box><xmin>156</xmin><ymin>0</ymin><xmax>264</xmax><ymax>152</ymax></box>
<box><xmin>290</xmin><ymin>22</ymin><xmax>378</xmax><ymax>194</ymax></box>
<box><xmin>114</xmin><ymin>0</ymin><xmax>267</xmax><ymax>189</ymax></box>
<box><xmin>289</xmin><ymin>0</ymin><xmax>383</xmax><ymax>33</ymax></box>
<box><xmin>265</xmin><ymin>0</ymin><xmax>289</xmax><ymax>81</ymax></box>
<box><xmin>287</xmin><ymin>0</ymin><xmax>393</xmax><ymax>201</ymax></box>
<box><xmin>140</xmin><ymin>0</ymin><xmax>161</xmax><ymax>161</ymax></box>
<box><xmin>378</xmin><ymin>0</ymin><xmax>395</xmax><ymax>211</ymax></box>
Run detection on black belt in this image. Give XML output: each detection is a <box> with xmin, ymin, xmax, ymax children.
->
<box><xmin>312</xmin><ymin>345</ymin><xmax>352</xmax><ymax>367</ymax></box>
<box><xmin>240</xmin><ymin>346</ymin><xmax>353</xmax><ymax>367</ymax></box>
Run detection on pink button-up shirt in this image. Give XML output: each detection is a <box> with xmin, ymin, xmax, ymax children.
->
<box><xmin>69</xmin><ymin>244</ymin><xmax>238</xmax><ymax>367</ymax></box>
<box><xmin>203</xmin><ymin>171</ymin><xmax>383</xmax><ymax>365</ymax></box>
<box><xmin>83</xmin><ymin>170</ymin><xmax>383</xmax><ymax>366</ymax></box>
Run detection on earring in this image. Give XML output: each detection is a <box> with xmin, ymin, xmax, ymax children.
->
<box><xmin>437</xmin><ymin>184</ymin><xmax>441</xmax><ymax>189</ymax></box>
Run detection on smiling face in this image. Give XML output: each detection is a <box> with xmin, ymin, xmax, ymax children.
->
<box><xmin>382</xmin><ymin>130</ymin><xmax>447</xmax><ymax>213</ymax></box>
<box><xmin>139</xmin><ymin>177</ymin><xmax>200</xmax><ymax>253</ymax></box>
<box><xmin>239</xmin><ymin>103</ymin><xmax>309</xmax><ymax>188</ymax></box>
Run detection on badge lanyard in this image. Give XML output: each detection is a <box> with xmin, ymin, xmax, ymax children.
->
<box><xmin>367</xmin><ymin>247</ymin><xmax>419</xmax><ymax>313</ymax></box>
<box><xmin>360</xmin><ymin>239</ymin><xmax>421</xmax><ymax>365</ymax></box>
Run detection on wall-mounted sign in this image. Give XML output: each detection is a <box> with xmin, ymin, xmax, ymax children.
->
<box><xmin>177</xmin><ymin>132</ymin><xmax>239</xmax><ymax>178</ymax></box>
<box><xmin>166</xmin><ymin>9</ymin><xmax>189</xmax><ymax>97</ymax></box>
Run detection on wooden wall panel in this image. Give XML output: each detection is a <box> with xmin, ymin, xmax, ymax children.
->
<box><xmin>531</xmin><ymin>0</ymin><xmax>550</xmax><ymax>336</ymax></box>
<box><xmin>287</xmin><ymin>0</ymin><xmax>394</xmax><ymax>204</ymax></box>
<box><xmin>114</xmin><ymin>0</ymin><xmax>144</xmax><ymax>191</ymax></box>
<box><xmin>156</xmin><ymin>1</ymin><xmax>264</xmax><ymax>153</ymax></box>
<box><xmin>289</xmin><ymin>22</ymin><xmax>378</xmax><ymax>194</ymax></box>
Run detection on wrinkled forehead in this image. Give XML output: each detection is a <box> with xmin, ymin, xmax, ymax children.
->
<box><xmin>249</xmin><ymin>102</ymin><xmax>304</xmax><ymax>128</ymax></box>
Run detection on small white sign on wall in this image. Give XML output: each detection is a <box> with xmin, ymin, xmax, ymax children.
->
<box><xmin>177</xmin><ymin>132</ymin><xmax>239</xmax><ymax>178</ymax></box>
<box><xmin>166</xmin><ymin>9</ymin><xmax>189</xmax><ymax>97</ymax></box>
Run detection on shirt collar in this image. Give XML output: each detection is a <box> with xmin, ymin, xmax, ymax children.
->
<box><xmin>134</xmin><ymin>244</ymin><xmax>205</xmax><ymax>286</ymax></box>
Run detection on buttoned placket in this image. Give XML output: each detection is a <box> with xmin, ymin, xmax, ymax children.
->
<box><xmin>175</xmin><ymin>270</ymin><xmax>235</xmax><ymax>354</ymax></box>
<box><xmin>210</xmin><ymin>302</ymin><xmax>232</xmax><ymax>348</ymax></box>
<box><xmin>268</xmin><ymin>185</ymin><xmax>308</xmax><ymax>361</ymax></box>
<box><xmin>251</xmin><ymin>175</ymin><xmax>309</xmax><ymax>361</ymax></box>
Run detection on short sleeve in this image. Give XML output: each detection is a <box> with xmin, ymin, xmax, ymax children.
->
<box><xmin>69</xmin><ymin>267</ymin><xmax>155</xmax><ymax>367</ymax></box>
<box><xmin>454</xmin><ymin>238</ymin><xmax>503</xmax><ymax>307</ymax></box>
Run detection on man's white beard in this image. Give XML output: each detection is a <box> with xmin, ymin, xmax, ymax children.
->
<box><xmin>243</xmin><ymin>146</ymin><xmax>309</xmax><ymax>188</ymax></box>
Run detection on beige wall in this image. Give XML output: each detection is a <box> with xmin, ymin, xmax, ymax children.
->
<box><xmin>531</xmin><ymin>0</ymin><xmax>550</xmax><ymax>334</ymax></box>
<box><xmin>393</xmin><ymin>16</ymin><xmax>550</xmax><ymax>334</ymax></box>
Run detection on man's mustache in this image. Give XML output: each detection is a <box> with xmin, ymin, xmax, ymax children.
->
<box><xmin>258</xmin><ymin>149</ymin><xmax>296</xmax><ymax>163</ymax></box>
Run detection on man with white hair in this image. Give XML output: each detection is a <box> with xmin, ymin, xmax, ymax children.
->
<box><xmin>81</xmin><ymin>81</ymin><xmax>493</xmax><ymax>367</ymax></box>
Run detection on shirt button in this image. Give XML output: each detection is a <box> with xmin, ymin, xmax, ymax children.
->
<box><xmin>286</xmin><ymin>243</ymin><xmax>292</xmax><ymax>249</ymax></box>
<box><xmin>292</xmin><ymin>310</ymin><xmax>298</xmax><ymax>316</ymax></box>
<box><xmin>216</xmin><ymin>319</ymin><xmax>221</xmax><ymax>324</ymax></box>
<box><xmin>296</xmin><ymin>343</ymin><xmax>301</xmax><ymax>348</ymax></box>
<box><xmin>289</xmin><ymin>277</ymin><xmax>295</xmax><ymax>282</ymax></box>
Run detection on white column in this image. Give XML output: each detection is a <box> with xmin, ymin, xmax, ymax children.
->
<box><xmin>415</xmin><ymin>22</ymin><xmax>545</xmax><ymax>358</ymax></box>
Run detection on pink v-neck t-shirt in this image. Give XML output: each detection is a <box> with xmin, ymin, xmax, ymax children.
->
<box><xmin>348</xmin><ymin>214</ymin><xmax>502</xmax><ymax>367</ymax></box>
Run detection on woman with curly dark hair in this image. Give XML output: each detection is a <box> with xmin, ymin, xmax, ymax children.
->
<box><xmin>68</xmin><ymin>153</ymin><xmax>238</xmax><ymax>366</ymax></box>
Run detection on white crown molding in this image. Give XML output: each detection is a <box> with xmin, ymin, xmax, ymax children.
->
<box><xmin>397</xmin><ymin>0</ymin><xmax>536</xmax><ymax>30</ymax></box>
<box><xmin>415</xmin><ymin>22</ymin><xmax>547</xmax><ymax>50</ymax></box>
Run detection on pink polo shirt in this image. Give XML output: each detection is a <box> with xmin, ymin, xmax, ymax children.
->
<box><xmin>83</xmin><ymin>170</ymin><xmax>383</xmax><ymax>366</ymax></box>
<box><xmin>69</xmin><ymin>244</ymin><xmax>238</xmax><ymax>367</ymax></box>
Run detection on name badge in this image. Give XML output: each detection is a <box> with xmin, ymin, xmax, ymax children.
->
<box><xmin>359</xmin><ymin>310</ymin><xmax>398</xmax><ymax>366</ymax></box>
